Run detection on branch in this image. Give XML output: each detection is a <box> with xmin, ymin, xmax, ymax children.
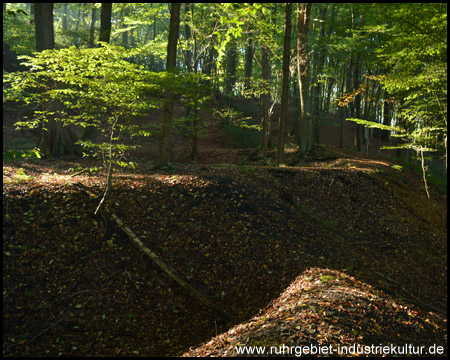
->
<box><xmin>110</xmin><ymin>212</ymin><xmax>232</xmax><ymax>321</ymax></box>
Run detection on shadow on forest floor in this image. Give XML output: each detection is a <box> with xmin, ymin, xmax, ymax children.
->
<box><xmin>3</xmin><ymin>147</ymin><xmax>447</xmax><ymax>356</ymax></box>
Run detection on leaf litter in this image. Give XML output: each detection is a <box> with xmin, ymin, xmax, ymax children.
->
<box><xmin>3</xmin><ymin>150</ymin><xmax>447</xmax><ymax>357</ymax></box>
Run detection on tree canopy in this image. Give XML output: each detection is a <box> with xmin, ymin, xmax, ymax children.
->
<box><xmin>3</xmin><ymin>3</ymin><xmax>447</xmax><ymax>170</ymax></box>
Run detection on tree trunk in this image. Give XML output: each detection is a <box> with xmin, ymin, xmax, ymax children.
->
<box><xmin>183</xmin><ymin>3</ymin><xmax>193</xmax><ymax>72</ymax></box>
<box><xmin>89</xmin><ymin>6</ymin><xmax>97</xmax><ymax>47</ymax></box>
<box><xmin>225</xmin><ymin>41</ymin><xmax>237</xmax><ymax>103</ymax></box>
<box><xmin>34</xmin><ymin>3</ymin><xmax>54</xmax><ymax>52</ymax></box>
<box><xmin>296</xmin><ymin>3</ymin><xmax>312</xmax><ymax>155</ymax></box>
<box><xmin>343</xmin><ymin>52</ymin><xmax>354</xmax><ymax>148</ymax></box>
<box><xmin>312</xmin><ymin>4</ymin><xmax>327</xmax><ymax>144</ymax></box>
<box><xmin>83</xmin><ymin>3</ymin><xmax>112</xmax><ymax>143</ymax></box>
<box><xmin>99</xmin><ymin>3</ymin><xmax>112</xmax><ymax>44</ymax></box>
<box><xmin>158</xmin><ymin>3</ymin><xmax>180</xmax><ymax>165</ymax></box>
<box><xmin>244</xmin><ymin>37</ymin><xmax>253</xmax><ymax>95</ymax></box>
<box><xmin>121</xmin><ymin>5</ymin><xmax>129</xmax><ymax>49</ymax></box>
<box><xmin>35</xmin><ymin>4</ymin><xmax>78</xmax><ymax>158</ymax></box>
<box><xmin>339</xmin><ymin>77</ymin><xmax>346</xmax><ymax>148</ymax></box>
<box><xmin>62</xmin><ymin>3</ymin><xmax>68</xmax><ymax>31</ymax></box>
<box><xmin>381</xmin><ymin>98</ymin><xmax>391</xmax><ymax>141</ymax></box>
<box><xmin>353</xmin><ymin>54</ymin><xmax>362</xmax><ymax>151</ymax></box>
<box><xmin>276</xmin><ymin>3</ymin><xmax>292</xmax><ymax>165</ymax></box>
<box><xmin>260</xmin><ymin>43</ymin><xmax>271</xmax><ymax>155</ymax></box>
<box><xmin>259</xmin><ymin>5</ymin><xmax>274</xmax><ymax>155</ymax></box>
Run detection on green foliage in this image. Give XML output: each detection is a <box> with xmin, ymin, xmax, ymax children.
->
<box><xmin>4</xmin><ymin>43</ymin><xmax>211</xmax><ymax>165</ymax></box>
<box><xmin>391</xmin><ymin>164</ymin><xmax>403</xmax><ymax>172</ymax></box>
<box><xmin>3</xmin><ymin>3</ymin><xmax>35</xmax><ymax>55</ymax></box>
<box><xmin>3</xmin><ymin>149</ymin><xmax>41</xmax><ymax>163</ymax></box>
<box><xmin>374</xmin><ymin>4</ymin><xmax>447</xmax><ymax>159</ymax></box>
<box><xmin>345</xmin><ymin>118</ymin><xmax>405</xmax><ymax>135</ymax></box>
<box><xmin>6</xmin><ymin>167</ymin><xmax>35</xmax><ymax>182</ymax></box>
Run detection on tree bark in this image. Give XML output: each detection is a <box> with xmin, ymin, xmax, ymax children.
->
<box><xmin>276</xmin><ymin>3</ymin><xmax>292</xmax><ymax>165</ymax></box>
<box><xmin>35</xmin><ymin>4</ymin><xmax>78</xmax><ymax>158</ymax></box>
<box><xmin>381</xmin><ymin>98</ymin><xmax>391</xmax><ymax>142</ymax></box>
<box><xmin>259</xmin><ymin>5</ymin><xmax>275</xmax><ymax>155</ymax></box>
<box><xmin>158</xmin><ymin>3</ymin><xmax>180</xmax><ymax>165</ymax></box>
<box><xmin>89</xmin><ymin>6</ymin><xmax>97</xmax><ymax>47</ymax></box>
<box><xmin>312</xmin><ymin>4</ymin><xmax>327</xmax><ymax>144</ymax></box>
<box><xmin>82</xmin><ymin>3</ymin><xmax>112</xmax><ymax>143</ymax></box>
<box><xmin>354</xmin><ymin>54</ymin><xmax>363</xmax><ymax>151</ymax></box>
<box><xmin>244</xmin><ymin>37</ymin><xmax>253</xmax><ymax>95</ymax></box>
<box><xmin>62</xmin><ymin>3</ymin><xmax>68</xmax><ymax>31</ymax></box>
<box><xmin>99</xmin><ymin>3</ymin><xmax>112</xmax><ymax>44</ymax></box>
<box><xmin>34</xmin><ymin>4</ymin><xmax>54</xmax><ymax>52</ymax></box>
<box><xmin>225</xmin><ymin>41</ymin><xmax>237</xmax><ymax>103</ymax></box>
<box><xmin>260</xmin><ymin>44</ymin><xmax>271</xmax><ymax>155</ymax></box>
<box><xmin>296</xmin><ymin>3</ymin><xmax>312</xmax><ymax>156</ymax></box>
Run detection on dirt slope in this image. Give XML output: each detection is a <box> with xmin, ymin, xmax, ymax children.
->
<box><xmin>183</xmin><ymin>268</ymin><xmax>446</xmax><ymax>357</ymax></box>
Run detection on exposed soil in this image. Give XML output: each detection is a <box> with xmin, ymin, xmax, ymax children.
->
<box><xmin>3</xmin><ymin>103</ymin><xmax>447</xmax><ymax>357</ymax></box>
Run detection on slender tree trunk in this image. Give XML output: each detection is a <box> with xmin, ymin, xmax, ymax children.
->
<box><xmin>62</xmin><ymin>3</ymin><xmax>68</xmax><ymax>31</ymax></box>
<box><xmin>296</xmin><ymin>3</ymin><xmax>312</xmax><ymax>155</ymax></box>
<box><xmin>312</xmin><ymin>4</ymin><xmax>327</xmax><ymax>144</ymax></box>
<box><xmin>276</xmin><ymin>3</ymin><xmax>292</xmax><ymax>165</ymax></box>
<box><xmin>121</xmin><ymin>5</ymin><xmax>129</xmax><ymax>49</ymax></box>
<box><xmin>381</xmin><ymin>98</ymin><xmax>391</xmax><ymax>142</ymax></box>
<box><xmin>259</xmin><ymin>5</ymin><xmax>274</xmax><ymax>155</ymax></box>
<box><xmin>158</xmin><ymin>3</ymin><xmax>181</xmax><ymax>165</ymax></box>
<box><xmin>184</xmin><ymin>3</ymin><xmax>199</xmax><ymax>161</ymax></box>
<box><xmin>339</xmin><ymin>76</ymin><xmax>346</xmax><ymax>148</ymax></box>
<box><xmin>225</xmin><ymin>41</ymin><xmax>237</xmax><ymax>104</ymax></box>
<box><xmin>82</xmin><ymin>3</ymin><xmax>112</xmax><ymax>143</ymax></box>
<box><xmin>354</xmin><ymin>54</ymin><xmax>362</xmax><ymax>151</ymax></box>
<box><xmin>89</xmin><ymin>6</ymin><xmax>97</xmax><ymax>47</ymax></box>
<box><xmin>343</xmin><ymin>52</ymin><xmax>354</xmax><ymax>148</ymax></box>
<box><xmin>183</xmin><ymin>3</ymin><xmax>193</xmax><ymax>71</ymax></box>
<box><xmin>260</xmin><ymin>43</ymin><xmax>271</xmax><ymax>155</ymax></box>
<box><xmin>244</xmin><ymin>37</ymin><xmax>253</xmax><ymax>95</ymax></box>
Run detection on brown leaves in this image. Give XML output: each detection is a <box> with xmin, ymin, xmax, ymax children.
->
<box><xmin>3</xmin><ymin>154</ymin><xmax>447</xmax><ymax>356</ymax></box>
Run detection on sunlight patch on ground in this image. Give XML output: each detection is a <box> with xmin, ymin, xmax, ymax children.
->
<box><xmin>152</xmin><ymin>174</ymin><xmax>212</xmax><ymax>188</ymax></box>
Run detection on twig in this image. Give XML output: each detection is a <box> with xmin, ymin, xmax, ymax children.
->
<box><xmin>29</xmin><ymin>319</ymin><xmax>63</xmax><ymax>342</ymax></box>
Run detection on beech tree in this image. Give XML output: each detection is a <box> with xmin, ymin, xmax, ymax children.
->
<box><xmin>99</xmin><ymin>3</ymin><xmax>112</xmax><ymax>44</ymax></box>
<box><xmin>157</xmin><ymin>3</ymin><xmax>181</xmax><ymax>166</ymax></box>
<box><xmin>34</xmin><ymin>3</ymin><xmax>80</xmax><ymax>158</ymax></box>
<box><xmin>276</xmin><ymin>3</ymin><xmax>292</xmax><ymax>165</ymax></box>
<box><xmin>296</xmin><ymin>3</ymin><xmax>312</xmax><ymax>155</ymax></box>
<box><xmin>3</xmin><ymin>2</ymin><xmax>446</xmax><ymax>177</ymax></box>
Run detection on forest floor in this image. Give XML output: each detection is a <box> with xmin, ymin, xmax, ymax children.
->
<box><xmin>3</xmin><ymin>107</ymin><xmax>448</xmax><ymax>356</ymax></box>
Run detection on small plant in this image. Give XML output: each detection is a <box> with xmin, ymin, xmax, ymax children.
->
<box><xmin>240</xmin><ymin>165</ymin><xmax>255</xmax><ymax>175</ymax></box>
<box><xmin>14</xmin><ymin>168</ymin><xmax>34</xmax><ymax>181</ymax></box>
<box><xmin>391</xmin><ymin>164</ymin><xmax>403</xmax><ymax>171</ymax></box>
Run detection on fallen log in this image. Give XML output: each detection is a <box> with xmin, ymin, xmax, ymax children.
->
<box><xmin>110</xmin><ymin>212</ymin><xmax>232</xmax><ymax>322</ymax></box>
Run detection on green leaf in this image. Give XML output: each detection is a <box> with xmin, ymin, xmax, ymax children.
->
<box><xmin>320</xmin><ymin>275</ymin><xmax>336</xmax><ymax>283</ymax></box>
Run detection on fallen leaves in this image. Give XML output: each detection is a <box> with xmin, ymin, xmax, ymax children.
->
<box><xmin>2</xmin><ymin>155</ymin><xmax>447</xmax><ymax>356</ymax></box>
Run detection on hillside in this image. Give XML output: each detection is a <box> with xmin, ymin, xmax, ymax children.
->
<box><xmin>183</xmin><ymin>267</ymin><xmax>446</xmax><ymax>357</ymax></box>
<box><xmin>3</xmin><ymin>138</ymin><xmax>447</xmax><ymax>356</ymax></box>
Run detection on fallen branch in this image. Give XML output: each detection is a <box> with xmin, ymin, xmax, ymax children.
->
<box><xmin>29</xmin><ymin>319</ymin><xmax>63</xmax><ymax>342</ymax></box>
<box><xmin>110</xmin><ymin>212</ymin><xmax>232</xmax><ymax>322</ymax></box>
